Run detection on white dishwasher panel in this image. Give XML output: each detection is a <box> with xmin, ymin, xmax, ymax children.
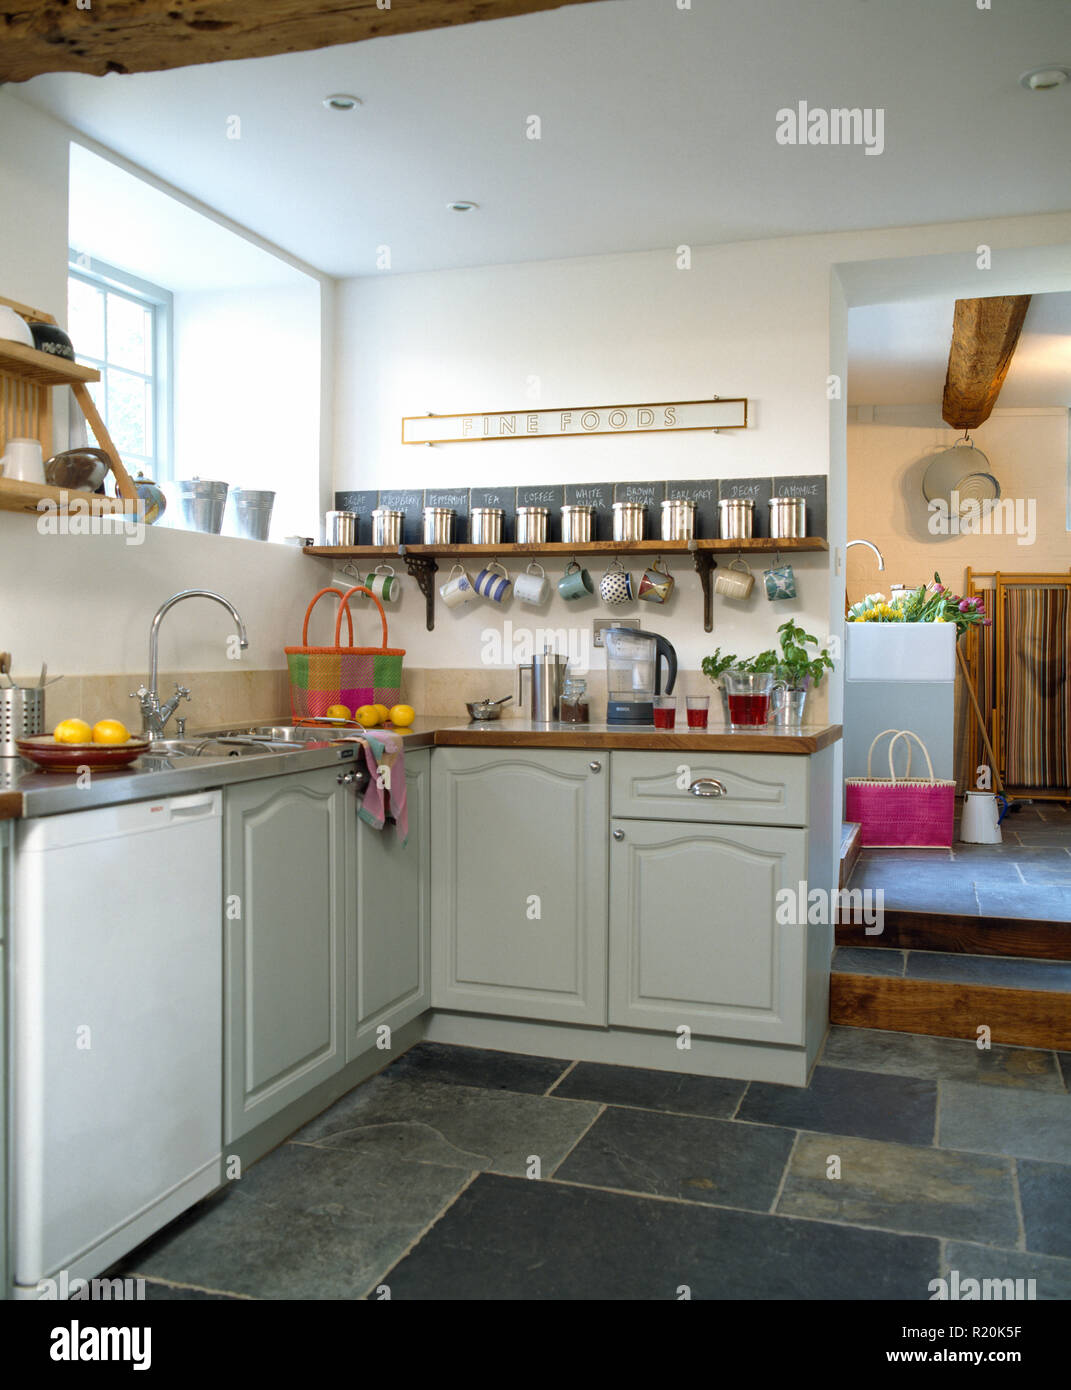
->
<box><xmin>13</xmin><ymin>791</ymin><xmax>223</xmax><ymax>1291</ymax></box>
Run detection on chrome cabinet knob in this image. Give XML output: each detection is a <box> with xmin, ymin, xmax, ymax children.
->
<box><xmin>689</xmin><ymin>778</ymin><xmax>726</xmax><ymax>798</ymax></box>
<box><xmin>337</xmin><ymin>770</ymin><xmax>359</xmax><ymax>785</ymax></box>
<box><xmin>612</xmin><ymin>829</ymin><xmax>625</xmax><ymax>841</ymax></box>
<box><xmin>589</xmin><ymin>760</ymin><xmax>602</xmax><ymax>772</ymax></box>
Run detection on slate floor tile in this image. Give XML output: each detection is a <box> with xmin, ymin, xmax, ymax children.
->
<box><xmin>1015</xmin><ymin>862</ymin><xmax>1071</xmax><ymax>886</ymax></box>
<box><xmin>1058</xmin><ymin>1053</ymin><xmax>1071</xmax><ymax>1092</ymax></box>
<box><xmin>833</xmin><ymin>947</ymin><xmax>906</xmax><ymax>977</ymax></box>
<box><xmin>292</xmin><ymin>1075</ymin><xmax>600</xmax><ymax>1176</ymax></box>
<box><xmin>379</xmin><ymin>1041</ymin><xmax>569</xmax><ymax>1095</ymax></box>
<box><xmin>552</xmin><ymin>1105</ymin><xmax>793</xmax><ymax>1211</ymax></box>
<box><xmin>858</xmin><ymin>849</ymin><xmax>953</xmax><ymax>863</ymax></box>
<box><xmin>942</xmin><ymin>1242</ymin><xmax>1071</xmax><ymax>1301</ymax></box>
<box><xmin>904</xmin><ymin>951</ymin><xmax>1071</xmax><ymax>993</ymax></box>
<box><xmin>738</xmin><ymin>1066</ymin><xmax>937</xmax><ymax>1146</ymax></box>
<box><xmin>141</xmin><ymin>1280</ymin><xmax>248</xmax><ymax>1300</ymax></box>
<box><xmin>550</xmin><ymin>1061</ymin><xmax>745</xmax><ymax>1118</ymax></box>
<box><xmin>1017</xmin><ymin>1159</ymin><xmax>1071</xmax><ymax>1259</ymax></box>
<box><xmin>381</xmin><ymin>1173</ymin><xmax>938</xmax><ymax>1300</ymax></box>
<box><xmin>974</xmin><ymin>887</ymin><xmax>1071</xmax><ymax>921</ymax></box>
<box><xmin>819</xmin><ymin>1026</ymin><xmax>1065</xmax><ymax>1092</ymax></box>
<box><xmin>777</xmin><ymin>1133</ymin><xmax>1018</xmax><ymax>1245</ymax></box>
<box><xmin>124</xmin><ymin>1142</ymin><xmax>472</xmax><ymax>1299</ymax></box>
<box><xmin>938</xmin><ymin>1082</ymin><xmax>1071</xmax><ymax>1163</ymax></box>
<box><xmin>847</xmin><ymin>866</ymin><xmax>979</xmax><ymax>915</ymax></box>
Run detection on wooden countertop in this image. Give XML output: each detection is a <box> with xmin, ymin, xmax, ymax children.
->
<box><xmin>432</xmin><ymin>721</ymin><xmax>842</xmax><ymax>753</ymax></box>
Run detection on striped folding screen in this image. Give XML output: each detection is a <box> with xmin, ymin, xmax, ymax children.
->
<box><xmin>1001</xmin><ymin>585</ymin><xmax>1071</xmax><ymax>791</ymax></box>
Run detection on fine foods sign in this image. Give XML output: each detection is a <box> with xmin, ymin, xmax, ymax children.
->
<box><xmin>402</xmin><ymin>397</ymin><xmax>747</xmax><ymax>445</ymax></box>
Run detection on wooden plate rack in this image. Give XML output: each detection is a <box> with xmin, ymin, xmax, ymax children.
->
<box><xmin>0</xmin><ymin>293</ymin><xmax>139</xmax><ymax>516</ymax></box>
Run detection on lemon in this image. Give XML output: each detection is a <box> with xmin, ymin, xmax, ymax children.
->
<box><xmin>325</xmin><ymin>704</ymin><xmax>351</xmax><ymax>721</ymax></box>
<box><xmin>388</xmin><ymin>704</ymin><xmax>415</xmax><ymax>728</ymax></box>
<box><xmin>54</xmin><ymin>717</ymin><xmax>93</xmax><ymax>745</ymax></box>
<box><xmin>92</xmin><ymin>719</ymin><xmax>131</xmax><ymax>745</ymax></box>
<box><xmin>372</xmin><ymin>703</ymin><xmax>390</xmax><ymax>724</ymax></box>
<box><xmin>354</xmin><ymin>705</ymin><xmax>380</xmax><ymax>727</ymax></box>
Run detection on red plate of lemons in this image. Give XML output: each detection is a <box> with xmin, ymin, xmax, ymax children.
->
<box><xmin>17</xmin><ymin>718</ymin><xmax>150</xmax><ymax>773</ymax></box>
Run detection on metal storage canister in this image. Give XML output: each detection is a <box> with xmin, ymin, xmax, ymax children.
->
<box><xmin>326</xmin><ymin>510</ymin><xmax>357</xmax><ymax>546</ymax></box>
<box><xmin>470</xmin><ymin>507</ymin><xmax>504</xmax><ymax>544</ymax></box>
<box><xmin>717</xmin><ymin>497</ymin><xmax>754</xmax><ymax>540</ymax></box>
<box><xmin>515</xmin><ymin>506</ymin><xmax>549</xmax><ymax>544</ymax></box>
<box><xmin>612</xmin><ymin>501</ymin><xmax>645</xmax><ymax>542</ymax></box>
<box><xmin>560</xmin><ymin>504</ymin><xmax>595</xmax><ymax>543</ymax></box>
<box><xmin>371</xmin><ymin>507</ymin><xmax>404</xmax><ymax>546</ymax></box>
<box><xmin>768</xmin><ymin>496</ymin><xmax>807</xmax><ymax>538</ymax></box>
<box><xmin>661</xmin><ymin>498</ymin><xmax>696</xmax><ymax>541</ymax></box>
<box><xmin>422</xmin><ymin>506</ymin><xmax>455</xmax><ymax>544</ymax></box>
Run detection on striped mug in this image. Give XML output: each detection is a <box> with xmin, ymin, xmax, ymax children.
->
<box><xmin>474</xmin><ymin>561</ymin><xmax>512</xmax><ymax>604</ymax></box>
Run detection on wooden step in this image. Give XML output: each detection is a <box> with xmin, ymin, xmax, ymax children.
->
<box><xmin>836</xmin><ymin>907</ymin><xmax>1071</xmax><ymax>961</ymax></box>
<box><xmin>838</xmin><ymin>821</ymin><xmax>861</xmax><ymax>889</ymax></box>
<box><xmin>830</xmin><ymin>970</ymin><xmax>1071</xmax><ymax>1050</ymax></box>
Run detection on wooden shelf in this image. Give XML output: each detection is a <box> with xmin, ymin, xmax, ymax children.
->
<box><xmin>0</xmin><ymin>340</ymin><xmax>100</xmax><ymax>389</ymax></box>
<box><xmin>303</xmin><ymin>537</ymin><xmax>829</xmax><ymax>633</ymax></box>
<box><xmin>304</xmin><ymin>538</ymin><xmax>829</xmax><ymax>559</ymax></box>
<box><xmin>0</xmin><ymin>477</ymin><xmax>139</xmax><ymax>516</ymax></box>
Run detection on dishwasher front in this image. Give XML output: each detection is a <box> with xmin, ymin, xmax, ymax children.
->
<box><xmin>11</xmin><ymin>790</ymin><xmax>223</xmax><ymax>1296</ymax></box>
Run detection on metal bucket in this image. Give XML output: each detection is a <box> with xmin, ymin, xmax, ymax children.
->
<box><xmin>229</xmin><ymin>489</ymin><xmax>275</xmax><ymax>541</ymax></box>
<box><xmin>175</xmin><ymin>479</ymin><xmax>229</xmax><ymax>534</ymax></box>
<box><xmin>718</xmin><ymin>497</ymin><xmax>754</xmax><ymax>539</ymax></box>
<box><xmin>768</xmin><ymin>496</ymin><xmax>806</xmax><ymax>538</ymax></box>
<box><xmin>1</xmin><ymin>687</ymin><xmax>44</xmax><ymax>756</ymax></box>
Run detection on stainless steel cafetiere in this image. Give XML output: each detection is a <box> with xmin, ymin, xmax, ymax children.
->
<box><xmin>517</xmin><ymin>645</ymin><xmax>570</xmax><ymax>723</ymax></box>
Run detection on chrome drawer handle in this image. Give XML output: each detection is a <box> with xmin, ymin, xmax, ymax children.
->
<box><xmin>689</xmin><ymin>778</ymin><xmax>726</xmax><ymax>798</ymax></box>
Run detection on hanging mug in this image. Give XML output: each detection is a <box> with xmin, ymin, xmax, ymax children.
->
<box><xmin>763</xmin><ymin>563</ymin><xmax>797</xmax><ymax>601</ymax></box>
<box><xmin>474</xmin><ymin>560</ymin><xmax>513</xmax><ymax>604</ymax></box>
<box><xmin>713</xmin><ymin>557</ymin><xmax>755</xmax><ymax>599</ymax></box>
<box><xmin>514</xmin><ymin>561</ymin><xmax>550</xmax><ymax>606</ymax></box>
<box><xmin>637</xmin><ymin>558</ymin><xmax>674</xmax><ymax>604</ymax></box>
<box><xmin>440</xmin><ymin>563</ymin><xmax>477</xmax><ymax>609</ymax></box>
<box><xmin>363</xmin><ymin>564</ymin><xmax>399</xmax><ymax>602</ymax></box>
<box><xmin>558</xmin><ymin>560</ymin><xmax>594</xmax><ymax>600</ymax></box>
<box><xmin>599</xmin><ymin>557</ymin><xmax>634</xmax><ymax>606</ymax></box>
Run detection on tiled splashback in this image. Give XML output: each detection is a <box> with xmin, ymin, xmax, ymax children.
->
<box><xmin>30</xmin><ymin>665</ymin><xmax>829</xmax><ymax>731</ymax></box>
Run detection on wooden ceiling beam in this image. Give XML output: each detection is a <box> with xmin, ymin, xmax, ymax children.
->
<box><xmin>0</xmin><ymin>0</ymin><xmax>594</xmax><ymax>84</ymax></box>
<box><xmin>942</xmin><ymin>294</ymin><xmax>1032</xmax><ymax>431</ymax></box>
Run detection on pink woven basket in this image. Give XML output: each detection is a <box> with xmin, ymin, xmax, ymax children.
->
<box><xmin>845</xmin><ymin>729</ymin><xmax>955</xmax><ymax>848</ymax></box>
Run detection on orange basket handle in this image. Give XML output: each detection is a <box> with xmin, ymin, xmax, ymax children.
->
<box><xmin>301</xmin><ymin>588</ymin><xmax>355</xmax><ymax>646</ymax></box>
<box><xmin>335</xmin><ymin>586</ymin><xmax>390</xmax><ymax>649</ymax></box>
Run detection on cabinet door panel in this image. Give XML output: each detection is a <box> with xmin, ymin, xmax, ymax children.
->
<box><xmin>610</xmin><ymin>820</ymin><xmax>806</xmax><ymax>1043</ymax></box>
<box><xmin>349</xmin><ymin>747</ymin><xmax>430</xmax><ymax>1054</ymax></box>
<box><xmin>432</xmin><ymin>749</ymin><xmax>607</xmax><ymax>1023</ymax></box>
<box><xmin>224</xmin><ymin>768</ymin><xmax>346</xmax><ymax>1141</ymax></box>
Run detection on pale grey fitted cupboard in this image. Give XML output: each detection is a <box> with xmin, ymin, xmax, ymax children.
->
<box><xmin>223</xmin><ymin>766</ymin><xmax>348</xmax><ymax>1142</ymax></box>
<box><xmin>431</xmin><ymin>748</ymin><xmax>608</xmax><ymax>1023</ymax></box>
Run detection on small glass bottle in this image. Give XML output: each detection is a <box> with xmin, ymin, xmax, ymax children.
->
<box><xmin>559</xmin><ymin>677</ymin><xmax>589</xmax><ymax>724</ymax></box>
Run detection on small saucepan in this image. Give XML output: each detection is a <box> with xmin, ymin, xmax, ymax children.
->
<box><xmin>465</xmin><ymin>696</ymin><xmax>512</xmax><ymax>722</ymax></box>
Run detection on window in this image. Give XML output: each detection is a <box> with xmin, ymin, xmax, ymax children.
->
<box><xmin>67</xmin><ymin>254</ymin><xmax>173</xmax><ymax>480</ymax></box>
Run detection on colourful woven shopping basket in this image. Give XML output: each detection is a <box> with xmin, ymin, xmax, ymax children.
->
<box><xmin>285</xmin><ymin>586</ymin><xmax>405</xmax><ymax>720</ymax></box>
<box><xmin>845</xmin><ymin>728</ymin><xmax>955</xmax><ymax>848</ymax></box>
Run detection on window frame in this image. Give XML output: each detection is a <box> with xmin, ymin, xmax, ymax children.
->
<box><xmin>67</xmin><ymin>252</ymin><xmax>174</xmax><ymax>482</ymax></box>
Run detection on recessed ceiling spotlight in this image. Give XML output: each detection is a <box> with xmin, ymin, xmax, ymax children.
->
<box><xmin>322</xmin><ymin>93</ymin><xmax>362</xmax><ymax>111</ymax></box>
<box><xmin>1019</xmin><ymin>65</ymin><xmax>1070</xmax><ymax>92</ymax></box>
<box><xmin>447</xmin><ymin>200</ymin><xmax>478</xmax><ymax>213</ymax></box>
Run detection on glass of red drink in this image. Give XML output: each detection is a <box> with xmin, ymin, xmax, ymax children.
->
<box><xmin>685</xmin><ymin>695</ymin><xmax>710</xmax><ymax>729</ymax></box>
<box><xmin>652</xmin><ymin>696</ymin><xmax>676</xmax><ymax>729</ymax></box>
<box><xmin>722</xmin><ymin>670</ymin><xmax>775</xmax><ymax>730</ymax></box>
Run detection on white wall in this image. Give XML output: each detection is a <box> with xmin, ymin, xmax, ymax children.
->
<box><xmin>171</xmin><ymin>282</ymin><xmax>322</xmax><ymax>539</ymax></box>
<box><xmin>0</xmin><ymin>91</ymin><xmax>333</xmax><ymax>677</ymax></box>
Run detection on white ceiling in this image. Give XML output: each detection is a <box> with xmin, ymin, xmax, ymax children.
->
<box><xmin>14</xmin><ymin>0</ymin><xmax>1071</xmax><ymax>279</ymax></box>
<box><xmin>848</xmin><ymin>292</ymin><xmax>1071</xmax><ymax>407</ymax></box>
<box><xmin>68</xmin><ymin>145</ymin><xmax>313</xmax><ymax>292</ymax></box>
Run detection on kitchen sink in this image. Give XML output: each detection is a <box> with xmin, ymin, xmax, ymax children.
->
<box><xmin>203</xmin><ymin>724</ymin><xmax>365</xmax><ymax>743</ymax></box>
<box><xmin>143</xmin><ymin>735</ymin><xmax>294</xmax><ymax>761</ymax></box>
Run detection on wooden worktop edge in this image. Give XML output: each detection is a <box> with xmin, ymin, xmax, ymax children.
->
<box><xmin>431</xmin><ymin>724</ymin><xmax>843</xmax><ymax>753</ymax></box>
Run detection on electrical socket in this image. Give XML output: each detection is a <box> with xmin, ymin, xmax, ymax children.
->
<box><xmin>593</xmin><ymin>617</ymin><xmax>641</xmax><ymax>648</ymax></box>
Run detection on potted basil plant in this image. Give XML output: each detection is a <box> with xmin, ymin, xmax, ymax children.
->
<box><xmin>770</xmin><ymin>620</ymin><xmax>834</xmax><ymax>725</ymax></box>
